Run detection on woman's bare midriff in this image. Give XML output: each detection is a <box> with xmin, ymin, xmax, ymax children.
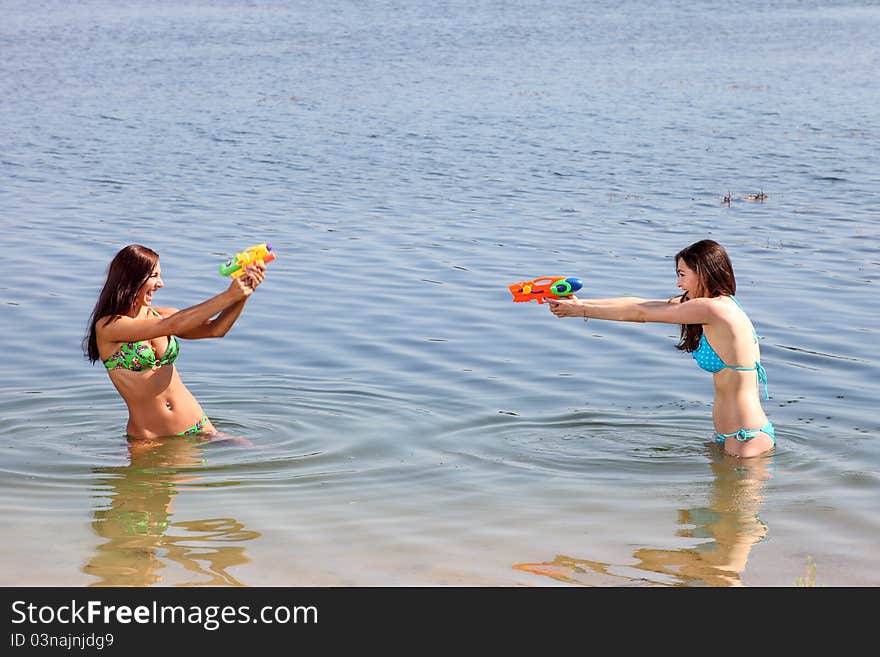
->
<box><xmin>107</xmin><ymin>366</ymin><xmax>213</xmax><ymax>439</ymax></box>
<box><xmin>712</xmin><ymin>370</ymin><xmax>772</xmax><ymax>455</ymax></box>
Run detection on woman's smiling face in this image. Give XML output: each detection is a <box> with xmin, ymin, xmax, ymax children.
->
<box><xmin>676</xmin><ymin>258</ymin><xmax>702</xmax><ymax>298</ymax></box>
<box><xmin>137</xmin><ymin>262</ymin><xmax>164</xmax><ymax>308</ymax></box>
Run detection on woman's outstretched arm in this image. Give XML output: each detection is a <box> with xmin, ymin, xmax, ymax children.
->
<box><xmin>97</xmin><ymin>275</ymin><xmax>254</xmax><ymax>343</ymax></box>
<box><xmin>547</xmin><ymin>295</ymin><xmax>716</xmax><ymax>325</ymax></box>
<box><xmin>171</xmin><ymin>265</ymin><xmax>266</xmax><ymax>339</ymax></box>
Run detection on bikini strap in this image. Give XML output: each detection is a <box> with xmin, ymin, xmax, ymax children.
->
<box><xmin>723</xmin><ymin>361</ymin><xmax>769</xmax><ymax>399</ymax></box>
<box><xmin>730</xmin><ymin>295</ymin><xmax>761</xmax><ymax>341</ymax></box>
<box><xmin>731</xmin><ymin>296</ymin><xmax>766</xmax><ymax>392</ymax></box>
<box><xmin>756</xmin><ymin>361</ymin><xmax>769</xmax><ymax>400</ymax></box>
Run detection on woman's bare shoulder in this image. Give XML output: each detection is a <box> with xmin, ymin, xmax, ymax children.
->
<box><xmin>151</xmin><ymin>306</ymin><xmax>179</xmax><ymax>318</ymax></box>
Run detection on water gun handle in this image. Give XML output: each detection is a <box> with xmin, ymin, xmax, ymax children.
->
<box><xmin>220</xmin><ymin>243</ymin><xmax>276</xmax><ymax>278</ymax></box>
<box><xmin>509</xmin><ymin>276</ymin><xmax>583</xmax><ymax>303</ymax></box>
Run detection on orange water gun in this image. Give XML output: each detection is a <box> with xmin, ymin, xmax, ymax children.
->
<box><xmin>219</xmin><ymin>243</ymin><xmax>276</xmax><ymax>278</ymax></box>
<box><xmin>508</xmin><ymin>276</ymin><xmax>583</xmax><ymax>303</ymax></box>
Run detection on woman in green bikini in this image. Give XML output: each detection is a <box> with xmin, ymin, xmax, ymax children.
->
<box><xmin>84</xmin><ymin>244</ymin><xmax>266</xmax><ymax>440</ymax></box>
<box><xmin>547</xmin><ymin>239</ymin><xmax>773</xmax><ymax>458</ymax></box>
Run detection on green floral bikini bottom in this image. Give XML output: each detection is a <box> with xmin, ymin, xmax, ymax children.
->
<box><xmin>177</xmin><ymin>415</ymin><xmax>209</xmax><ymax>437</ymax></box>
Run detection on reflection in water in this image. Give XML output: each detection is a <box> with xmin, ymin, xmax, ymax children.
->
<box><xmin>514</xmin><ymin>450</ymin><xmax>774</xmax><ymax>587</ymax></box>
<box><xmin>85</xmin><ymin>436</ymin><xmax>260</xmax><ymax>587</ymax></box>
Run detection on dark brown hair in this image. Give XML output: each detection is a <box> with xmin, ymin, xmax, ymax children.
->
<box><xmin>674</xmin><ymin>239</ymin><xmax>736</xmax><ymax>353</ymax></box>
<box><xmin>83</xmin><ymin>245</ymin><xmax>159</xmax><ymax>363</ymax></box>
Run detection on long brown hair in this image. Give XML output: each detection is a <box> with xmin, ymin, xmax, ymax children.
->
<box><xmin>675</xmin><ymin>239</ymin><xmax>737</xmax><ymax>353</ymax></box>
<box><xmin>83</xmin><ymin>245</ymin><xmax>159</xmax><ymax>363</ymax></box>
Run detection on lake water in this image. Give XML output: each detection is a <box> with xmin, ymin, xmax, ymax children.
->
<box><xmin>1</xmin><ymin>0</ymin><xmax>878</xmax><ymax>587</ymax></box>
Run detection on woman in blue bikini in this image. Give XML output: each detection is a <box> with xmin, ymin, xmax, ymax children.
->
<box><xmin>547</xmin><ymin>239</ymin><xmax>774</xmax><ymax>457</ymax></box>
<box><xmin>84</xmin><ymin>244</ymin><xmax>266</xmax><ymax>440</ymax></box>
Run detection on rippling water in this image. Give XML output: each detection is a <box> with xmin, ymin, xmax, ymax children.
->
<box><xmin>1</xmin><ymin>0</ymin><xmax>878</xmax><ymax>586</ymax></box>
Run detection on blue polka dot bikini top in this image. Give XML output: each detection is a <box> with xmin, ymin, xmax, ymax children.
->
<box><xmin>692</xmin><ymin>296</ymin><xmax>768</xmax><ymax>399</ymax></box>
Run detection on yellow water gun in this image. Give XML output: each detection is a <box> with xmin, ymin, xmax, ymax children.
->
<box><xmin>219</xmin><ymin>243</ymin><xmax>276</xmax><ymax>278</ymax></box>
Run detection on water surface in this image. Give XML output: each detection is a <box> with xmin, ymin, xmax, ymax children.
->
<box><xmin>1</xmin><ymin>0</ymin><xmax>878</xmax><ymax>586</ymax></box>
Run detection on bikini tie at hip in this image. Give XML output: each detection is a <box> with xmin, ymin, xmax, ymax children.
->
<box><xmin>732</xmin><ymin>428</ymin><xmax>759</xmax><ymax>443</ymax></box>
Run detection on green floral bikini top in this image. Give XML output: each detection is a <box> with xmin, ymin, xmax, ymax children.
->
<box><xmin>103</xmin><ymin>308</ymin><xmax>179</xmax><ymax>372</ymax></box>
